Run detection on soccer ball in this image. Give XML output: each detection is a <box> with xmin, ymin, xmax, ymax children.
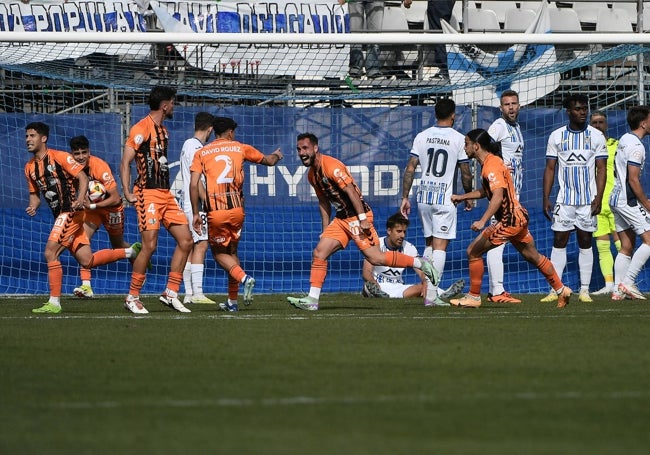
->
<box><xmin>88</xmin><ymin>180</ymin><xmax>107</xmax><ymax>202</ymax></box>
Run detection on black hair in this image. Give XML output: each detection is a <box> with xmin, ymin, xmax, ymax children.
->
<box><xmin>563</xmin><ymin>93</ymin><xmax>589</xmax><ymax>109</ymax></box>
<box><xmin>195</xmin><ymin>112</ymin><xmax>214</xmax><ymax>131</ymax></box>
<box><xmin>148</xmin><ymin>85</ymin><xmax>177</xmax><ymax>110</ymax></box>
<box><xmin>69</xmin><ymin>135</ymin><xmax>90</xmax><ymax>151</ymax></box>
<box><xmin>212</xmin><ymin>117</ymin><xmax>238</xmax><ymax>135</ymax></box>
<box><xmin>386</xmin><ymin>212</ymin><xmax>410</xmax><ymax>230</ymax></box>
<box><xmin>25</xmin><ymin>121</ymin><xmax>49</xmax><ymax>138</ymax></box>
<box><xmin>297</xmin><ymin>132</ymin><xmax>319</xmax><ymax>145</ymax></box>
<box><xmin>466</xmin><ymin>128</ymin><xmax>502</xmax><ymax>159</ymax></box>
<box><xmin>435</xmin><ymin>98</ymin><xmax>456</xmax><ymax>120</ymax></box>
<box><xmin>627</xmin><ymin>105</ymin><xmax>650</xmax><ymax>130</ymax></box>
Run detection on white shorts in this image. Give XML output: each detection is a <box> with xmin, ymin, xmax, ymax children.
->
<box><xmin>378</xmin><ymin>282</ymin><xmax>412</xmax><ymax>298</ymax></box>
<box><xmin>551</xmin><ymin>204</ymin><xmax>597</xmax><ymax>233</ymax></box>
<box><xmin>417</xmin><ymin>203</ymin><xmax>457</xmax><ymax>240</ymax></box>
<box><xmin>611</xmin><ymin>204</ymin><xmax>650</xmax><ymax>236</ymax></box>
<box><xmin>184</xmin><ymin>209</ymin><xmax>208</xmax><ymax>243</ymax></box>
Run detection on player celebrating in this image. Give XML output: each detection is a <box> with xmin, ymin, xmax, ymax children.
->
<box><xmin>120</xmin><ymin>85</ymin><xmax>194</xmax><ymax>315</ymax></box>
<box><xmin>24</xmin><ymin>122</ymin><xmax>138</xmax><ymax>314</ymax></box>
<box><xmin>361</xmin><ymin>212</ymin><xmax>431</xmax><ymax>300</ymax></box>
<box><xmin>287</xmin><ymin>133</ymin><xmax>439</xmax><ymax>311</ymax></box>
<box><xmin>400</xmin><ymin>98</ymin><xmax>472</xmax><ymax>306</ymax></box>
<box><xmin>450</xmin><ymin>129</ymin><xmax>571</xmax><ymax>309</ymax></box>
<box><xmin>189</xmin><ymin>117</ymin><xmax>283</xmax><ymax>312</ymax></box>
<box><xmin>485</xmin><ymin>89</ymin><xmax>525</xmax><ymax>303</ymax></box>
<box><xmin>178</xmin><ymin>112</ymin><xmax>215</xmax><ymax>305</ymax></box>
<box><xmin>542</xmin><ymin>93</ymin><xmax>607</xmax><ymax>304</ymax></box>
<box><xmin>609</xmin><ymin>106</ymin><xmax>650</xmax><ymax>300</ymax></box>
<box><xmin>69</xmin><ymin>135</ymin><xmax>141</xmax><ymax>299</ymax></box>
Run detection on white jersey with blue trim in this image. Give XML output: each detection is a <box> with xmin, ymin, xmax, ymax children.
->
<box><xmin>179</xmin><ymin>136</ymin><xmax>206</xmax><ymax>211</ymax></box>
<box><xmin>410</xmin><ymin>125</ymin><xmax>468</xmax><ymax>205</ymax></box>
<box><xmin>372</xmin><ymin>237</ymin><xmax>419</xmax><ymax>284</ymax></box>
<box><xmin>546</xmin><ymin>124</ymin><xmax>607</xmax><ymax>206</ymax></box>
<box><xmin>488</xmin><ymin>117</ymin><xmax>524</xmax><ymax>197</ymax></box>
<box><xmin>610</xmin><ymin>132</ymin><xmax>646</xmax><ymax>208</ymax></box>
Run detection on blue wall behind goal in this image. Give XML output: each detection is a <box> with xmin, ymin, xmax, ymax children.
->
<box><xmin>1</xmin><ymin>106</ymin><xmax>647</xmax><ymax>297</ymax></box>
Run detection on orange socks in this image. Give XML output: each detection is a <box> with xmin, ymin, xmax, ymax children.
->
<box><xmin>537</xmin><ymin>255</ymin><xmax>563</xmax><ymax>292</ymax></box>
<box><xmin>129</xmin><ymin>272</ymin><xmax>146</xmax><ymax>296</ymax></box>
<box><xmin>165</xmin><ymin>271</ymin><xmax>183</xmax><ymax>294</ymax></box>
<box><xmin>228</xmin><ymin>265</ymin><xmax>247</xmax><ymax>283</ymax></box>
<box><xmin>47</xmin><ymin>260</ymin><xmax>63</xmax><ymax>297</ymax></box>
<box><xmin>468</xmin><ymin>257</ymin><xmax>484</xmax><ymax>296</ymax></box>
<box><xmin>310</xmin><ymin>258</ymin><xmax>328</xmax><ymax>288</ymax></box>
<box><xmin>88</xmin><ymin>248</ymin><xmax>126</xmax><ymax>268</ymax></box>
<box><xmin>384</xmin><ymin>251</ymin><xmax>415</xmax><ymax>268</ymax></box>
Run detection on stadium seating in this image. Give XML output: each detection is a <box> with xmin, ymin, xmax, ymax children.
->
<box><xmin>503</xmin><ymin>6</ymin><xmax>537</xmax><ymax>31</ymax></box>
<box><xmin>465</xmin><ymin>7</ymin><xmax>502</xmax><ymax>32</ymax></box>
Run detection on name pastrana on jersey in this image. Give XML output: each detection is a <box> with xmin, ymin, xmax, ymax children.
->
<box><xmin>610</xmin><ymin>132</ymin><xmax>646</xmax><ymax>208</ymax></box>
<box><xmin>488</xmin><ymin>118</ymin><xmax>524</xmax><ymax>196</ymax></box>
<box><xmin>546</xmin><ymin>124</ymin><xmax>607</xmax><ymax>205</ymax></box>
<box><xmin>372</xmin><ymin>237</ymin><xmax>419</xmax><ymax>284</ymax></box>
<box><xmin>410</xmin><ymin>125</ymin><xmax>468</xmax><ymax>205</ymax></box>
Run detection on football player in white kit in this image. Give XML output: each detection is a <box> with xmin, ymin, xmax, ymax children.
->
<box><xmin>178</xmin><ymin>112</ymin><xmax>216</xmax><ymax>304</ymax></box>
<box><xmin>609</xmin><ymin>105</ymin><xmax>650</xmax><ymax>300</ymax></box>
<box><xmin>361</xmin><ymin>212</ymin><xmax>427</xmax><ymax>299</ymax></box>
<box><xmin>485</xmin><ymin>90</ymin><xmax>525</xmax><ymax>304</ymax></box>
<box><xmin>401</xmin><ymin>98</ymin><xmax>473</xmax><ymax>306</ymax></box>
<box><xmin>542</xmin><ymin>94</ymin><xmax>607</xmax><ymax>303</ymax></box>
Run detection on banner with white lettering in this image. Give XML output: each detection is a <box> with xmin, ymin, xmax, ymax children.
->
<box><xmin>0</xmin><ymin>0</ymin><xmax>350</xmax><ymax>78</ymax></box>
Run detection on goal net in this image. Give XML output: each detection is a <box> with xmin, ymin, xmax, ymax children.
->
<box><xmin>1</xmin><ymin>0</ymin><xmax>649</xmax><ymax>297</ymax></box>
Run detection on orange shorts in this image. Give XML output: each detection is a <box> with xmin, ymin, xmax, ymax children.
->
<box><xmin>49</xmin><ymin>211</ymin><xmax>90</xmax><ymax>251</ymax></box>
<box><xmin>84</xmin><ymin>204</ymin><xmax>125</xmax><ymax>236</ymax></box>
<box><xmin>206</xmin><ymin>207</ymin><xmax>245</xmax><ymax>247</ymax></box>
<box><xmin>322</xmin><ymin>212</ymin><xmax>378</xmax><ymax>251</ymax></box>
<box><xmin>134</xmin><ymin>188</ymin><xmax>187</xmax><ymax>232</ymax></box>
<box><xmin>482</xmin><ymin>221</ymin><xmax>533</xmax><ymax>246</ymax></box>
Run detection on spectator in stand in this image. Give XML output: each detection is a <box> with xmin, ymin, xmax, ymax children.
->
<box><xmin>340</xmin><ymin>0</ymin><xmax>413</xmax><ymax>79</ymax></box>
<box><xmin>427</xmin><ymin>0</ymin><xmax>455</xmax><ymax>79</ymax></box>
<box><xmin>589</xmin><ymin>111</ymin><xmax>621</xmax><ymax>295</ymax></box>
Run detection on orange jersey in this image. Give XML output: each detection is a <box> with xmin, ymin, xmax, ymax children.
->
<box><xmin>481</xmin><ymin>153</ymin><xmax>528</xmax><ymax>227</ymax></box>
<box><xmin>84</xmin><ymin>155</ymin><xmax>118</xmax><ymax>192</ymax></box>
<box><xmin>125</xmin><ymin>115</ymin><xmax>170</xmax><ymax>190</ymax></box>
<box><xmin>190</xmin><ymin>138</ymin><xmax>265</xmax><ymax>211</ymax></box>
<box><xmin>308</xmin><ymin>154</ymin><xmax>370</xmax><ymax>220</ymax></box>
<box><xmin>24</xmin><ymin>148</ymin><xmax>84</xmax><ymax>217</ymax></box>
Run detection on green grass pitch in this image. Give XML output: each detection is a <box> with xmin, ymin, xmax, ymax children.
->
<box><xmin>2</xmin><ymin>293</ymin><xmax>650</xmax><ymax>454</ymax></box>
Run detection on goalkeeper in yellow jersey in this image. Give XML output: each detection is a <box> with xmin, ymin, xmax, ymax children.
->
<box><xmin>589</xmin><ymin>111</ymin><xmax>621</xmax><ymax>296</ymax></box>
